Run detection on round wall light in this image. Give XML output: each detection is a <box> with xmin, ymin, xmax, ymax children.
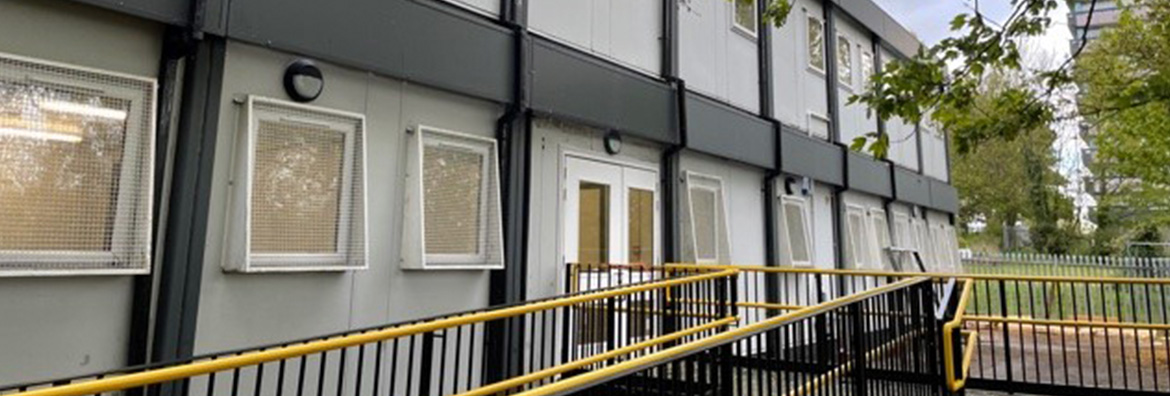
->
<box><xmin>283</xmin><ymin>59</ymin><xmax>324</xmax><ymax>102</ymax></box>
<box><xmin>604</xmin><ymin>130</ymin><xmax>623</xmax><ymax>155</ymax></box>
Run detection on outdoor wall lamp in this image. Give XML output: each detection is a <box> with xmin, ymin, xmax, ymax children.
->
<box><xmin>283</xmin><ymin>59</ymin><xmax>324</xmax><ymax>102</ymax></box>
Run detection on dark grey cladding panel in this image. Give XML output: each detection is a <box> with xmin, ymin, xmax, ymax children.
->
<box><xmin>930</xmin><ymin>178</ymin><xmax>960</xmax><ymax>214</ymax></box>
<box><xmin>685</xmin><ymin>93</ymin><xmax>774</xmax><ymax>169</ymax></box>
<box><xmin>72</xmin><ymin>0</ymin><xmax>189</xmax><ymax>24</ymax></box>
<box><xmin>832</xmin><ymin>0</ymin><xmax>920</xmax><ymax>58</ymax></box>
<box><xmin>846</xmin><ymin>152</ymin><xmax>891</xmax><ymax>198</ymax></box>
<box><xmin>226</xmin><ymin>0</ymin><xmax>512</xmax><ymax>103</ymax></box>
<box><xmin>780</xmin><ymin>125</ymin><xmax>843</xmax><ymax>186</ymax></box>
<box><xmin>893</xmin><ymin>167</ymin><xmax>931</xmax><ymax>207</ymax></box>
<box><xmin>530</xmin><ymin>38</ymin><xmax>676</xmax><ymax>144</ymax></box>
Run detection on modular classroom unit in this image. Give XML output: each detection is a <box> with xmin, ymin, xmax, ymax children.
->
<box><xmin>0</xmin><ymin>0</ymin><xmax>959</xmax><ymax>384</ymax></box>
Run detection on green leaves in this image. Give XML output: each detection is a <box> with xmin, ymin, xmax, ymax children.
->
<box><xmin>762</xmin><ymin>0</ymin><xmax>793</xmax><ymax>28</ymax></box>
<box><xmin>847</xmin><ymin>0</ymin><xmax>1066</xmax><ymax>155</ymax></box>
<box><xmin>851</xmin><ymin>132</ymin><xmax>889</xmax><ymax>159</ymax></box>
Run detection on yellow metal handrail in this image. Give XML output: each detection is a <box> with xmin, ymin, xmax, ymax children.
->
<box><xmin>455</xmin><ymin>316</ymin><xmax>737</xmax><ymax>396</ymax></box>
<box><xmin>665</xmin><ymin>263</ymin><xmax>1170</xmax><ymax>284</ymax></box>
<box><xmin>942</xmin><ymin>279</ymin><xmax>977</xmax><ymax>392</ymax></box>
<box><xmin>10</xmin><ymin>268</ymin><xmax>739</xmax><ymax>396</ymax></box>
<box><xmin>511</xmin><ymin>276</ymin><xmax>933</xmax><ymax>396</ymax></box>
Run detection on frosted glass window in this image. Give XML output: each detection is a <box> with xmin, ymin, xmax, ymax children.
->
<box><xmin>807</xmin><ymin>16</ymin><xmax>825</xmax><ymax>72</ymax></box>
<box><xmin>837</xmin><ymin>34</ymin><xmax>853</xmax><ymax>87</ymax></box>
<box><xmin>861</xmin><ymin>51</ymin><xmax>874</xmax><ymax>86</ymax></box>
<box><xmin>691</xmin><ymin>188</ymin><xmax>718</xmax><ymax>261</ymax></box>
<box><xmin>872</xmin><ymin>212</ymin><xmax>891</xmax><ymax>269</ymax></box>
<box><xmin>782</xmin><ymin>198</ymin><xmax>812</xmax><ymax>266</ymax></box>
<box><xmin>733</xmin><ymin>0</ymin><xmax>758</xmax><ymax>36</ymax></box>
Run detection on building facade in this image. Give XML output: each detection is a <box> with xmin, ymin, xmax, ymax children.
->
<box><xmin>0</xmin><ymin>0</ymin><xmax>958</xmax><ymax>385</ymax></box>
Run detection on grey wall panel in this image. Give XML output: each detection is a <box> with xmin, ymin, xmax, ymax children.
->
<box><xmin>846</xmin><ymin>152</ymin><xmax>891</xmax><ymax>198</ymax></box>
<box><xmin>226</xmin><ymin>0</ymin><xmax>512</xmax><ymax>103</ymax></box>
<box><xmin>780</xmin><ymin>126</ymin><xmax>843</xmax><ymax>186</ymax></box>
<box><xmin>71</xmin><ymin>0</ymin><xmax>188</xmax><ymax>25</ymax></box>
<box><xmin>686</xmin><ymin>93</ymin><xmax>774</xmax><ymax>169</ymax></box>
<box><xmin>930</xmin><ymin>178</ymin><xmax>960</xmax><ymax>214</ymax></box>
<box><xmin>530</xmin><ymin>38</ymin><xmax>676</xmax><ymax>144</ymax></box>
<box><xmin>893</xmin><ymin>167</ymin><xmax>931</xmax><ymax>207</ymax></box>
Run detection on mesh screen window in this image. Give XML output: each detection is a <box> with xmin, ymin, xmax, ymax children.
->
<box><xmin>0</xmin><ymin>52</ymin><xmax>155</xmax><ymax>275</ymax></box>
<box><xmin>235</xmin><ymin>97</ymin><xmax>366</xmax><ymax>272</ymax></box>
<box><xmin>416</xmin><ymin>126</ymin><xmax>502</xmax><ymax>269</ymax></box>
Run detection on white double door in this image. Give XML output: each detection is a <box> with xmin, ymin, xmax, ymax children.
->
<box><xmin>563</xmin><ymin>156</ymin><xmax>660</xmax><ymax>273</ymax></box>
<box><xmin>561</xmin><ymin>156</ymin><xmax>660</xmax><ymax>351</ymax></box>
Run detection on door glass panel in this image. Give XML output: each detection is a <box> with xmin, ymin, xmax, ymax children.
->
<box><xmin>628</xmin><ymin>188</ymin><xmax>654</xmax><ymax>265</ymax></box>
<box><xmin>691</xmin><ymin>188</ymin><xmax>718</xmax><ymax>261</ymax></box>
<box><xmin>578</xmin><ymin>182</ymin><xmax>609</xmax><ymax>264</ymax></box>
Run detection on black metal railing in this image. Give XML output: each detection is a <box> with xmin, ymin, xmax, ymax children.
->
<box><xmin>959</xmin><ymin>275</ymin><xmax>1170</xmax><ymax>395</ymax></box>
<box><xmin>0</xmin><ymin>267</ymin><xmax>737</xmax><ymax>396</ymax></box>
<box><xmin>523</xmin><ymin>276</ymin><xmax>947</xmax><ymax>396</ymax></box>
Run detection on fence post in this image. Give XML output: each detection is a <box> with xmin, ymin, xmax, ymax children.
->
<box><xmin>998</xmin><ymin>279</ymin><xmax>1014</xmax><ymax>384</ymax></box>
<box><xmin>719</xmin><ymin>275</ymin><xmax>735</xmax><ymax>396</ymax></box>
<box><xmin>850</xmin><ymin>303</ymin><xmax>869</xmax><ymax>395</ymax></box>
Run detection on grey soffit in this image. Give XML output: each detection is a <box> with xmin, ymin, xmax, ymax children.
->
<box><xmin>893</xmin><ymin>167</ymin><xmax>931</xmax><ymax>207</ymax></box>
<box><xmin>779</xmin><ymin>125</ymin><xmax>844</xmax><ymax>186</ymax></box>
<box><xmin>929</xmin><ymin>178</ymin><xmax>960</xmax><ymax>214</ymax></box>
<box><xmin>226</xmin><ymin>0</ymin><xmax>513</xmax><ymax>103</ymax></box>
<box><xmin>845</xmin><ymin>152</ymin><xmax>891</xmax><ymax>198</ymax></box>
<box><xmin>685</xmin><ymin>92</ymin><xmax>775</xmax><ymax>169</ymax></box>
<box><xmin>73</xmin><ymin>0</ymin><xmax>189</xmax><ymax>25</ymax></box>
<box><xmin>831</xmin><ymin>0</ymin><xmax>920</xmax><ymax>58</ymax></box>
<box><xmin>530</xmin><ymin>37</ymin><xmax>676</xmax><ymax>144</ymax></box>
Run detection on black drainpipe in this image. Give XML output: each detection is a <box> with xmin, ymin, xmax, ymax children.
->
<box><xmin>487</xmin><ymin>0</ymin><xmax>531</xmax><ymax>383</ymax></box>
<box><xmin>824</xmin><ymin>4</ymin><xmax>848</xmax><ymax>274</ymax></box>
<box><xmin>662</xmin><ymin>77</ymin><xmax>688</xmax><ymax>264</ymax></box>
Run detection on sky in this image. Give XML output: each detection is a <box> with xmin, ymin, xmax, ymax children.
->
<box><xmin>872</xmin><ymin>0</ymin><xmax>1096</xmax><ymax>217</ymax></box>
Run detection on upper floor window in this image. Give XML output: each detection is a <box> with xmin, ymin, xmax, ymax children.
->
<box><xmin>733</xmin><ymin>0</ymin><xmax>758</xmax><ymax>37</ymax></box>
<box><xmin>860</xmin><ymin>50</ymin><xmax>874</xmax><ymax>88</ymax></box>
<box><xmin>0</xmin><ymin>52</ymin><xmax>156</xmax><ymax>276</ymax></box>
<box><xmin>807</xmin><ymin>15</ymin><xmax>825</xmax><ymax>73</ymax></box>
<box><xmin>836</xmin><ymin>33</ymin><xmax>853</xmax><ymax>88</ymax></box>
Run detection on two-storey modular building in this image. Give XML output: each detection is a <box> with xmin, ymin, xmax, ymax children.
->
<box><xmin>0</xmin><ymin>0</ymin><xmax>959</xmax><ymax>385</ymax></box>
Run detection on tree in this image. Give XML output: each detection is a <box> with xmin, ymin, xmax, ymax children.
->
<box><xmin>950</xmin><ymin>73</ymin><xmax>1080</xmax><ymax>253</ymax></box>
<box><xmin>762</xmin><ymin>0</ymin><xmax>1090</xmax><ymax>158</ymax></box>
<box><xmin>1074</xmin><ymin>0</ymin><xmax>1170</xmax><ymax>250</ymax></box>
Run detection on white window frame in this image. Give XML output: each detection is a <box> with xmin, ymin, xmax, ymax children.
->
<box><xmin>806</xmin><ymin>14</ymin><xmax>826</xmax><ymax>74</ymax></box>
<box><xmin>685</xmin><ymin>171</ymin><xmax>729</xmax><ymax>264</ymax></box>
<box><xmin>870</xmin><ymin>208</ymin><xmax>892</xmax><ymax>269</ymax></box>
<box><xmin>228</xmin><ymin>96</ymin><xmax>368</xmax><ymax>273</ymax></box>
<box><xmin>779</xmin><ymin>195</ymin><xmax>814</xmax><ymax>267</ymax></box>
<box><xmin>845</xmin><ymin>205</ymin><xmax>875</xmax><ymax>269</ymax></box>
<box><xmin>403</xmin><ymin>125</ymin><xmax>504</xmax><ymax>270</ymax></box>
<box><xmin>807</xmin><ymin>111</ymin><xmax>831</xmax><ymax>139</ymax></box>
<box><xmin>836</xmin><ymin>33</ymin><xmax>853</xmax><ymax>89</ymax></box>
<box><xmin>731</xmin><ymin>0</ymin><xmax>759</xmax><ymax>38</ymax></box>
<box><xmin>0</xmin><ymin>52</ymin><xmax>157</xmax><ymax>276</ymax></box>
